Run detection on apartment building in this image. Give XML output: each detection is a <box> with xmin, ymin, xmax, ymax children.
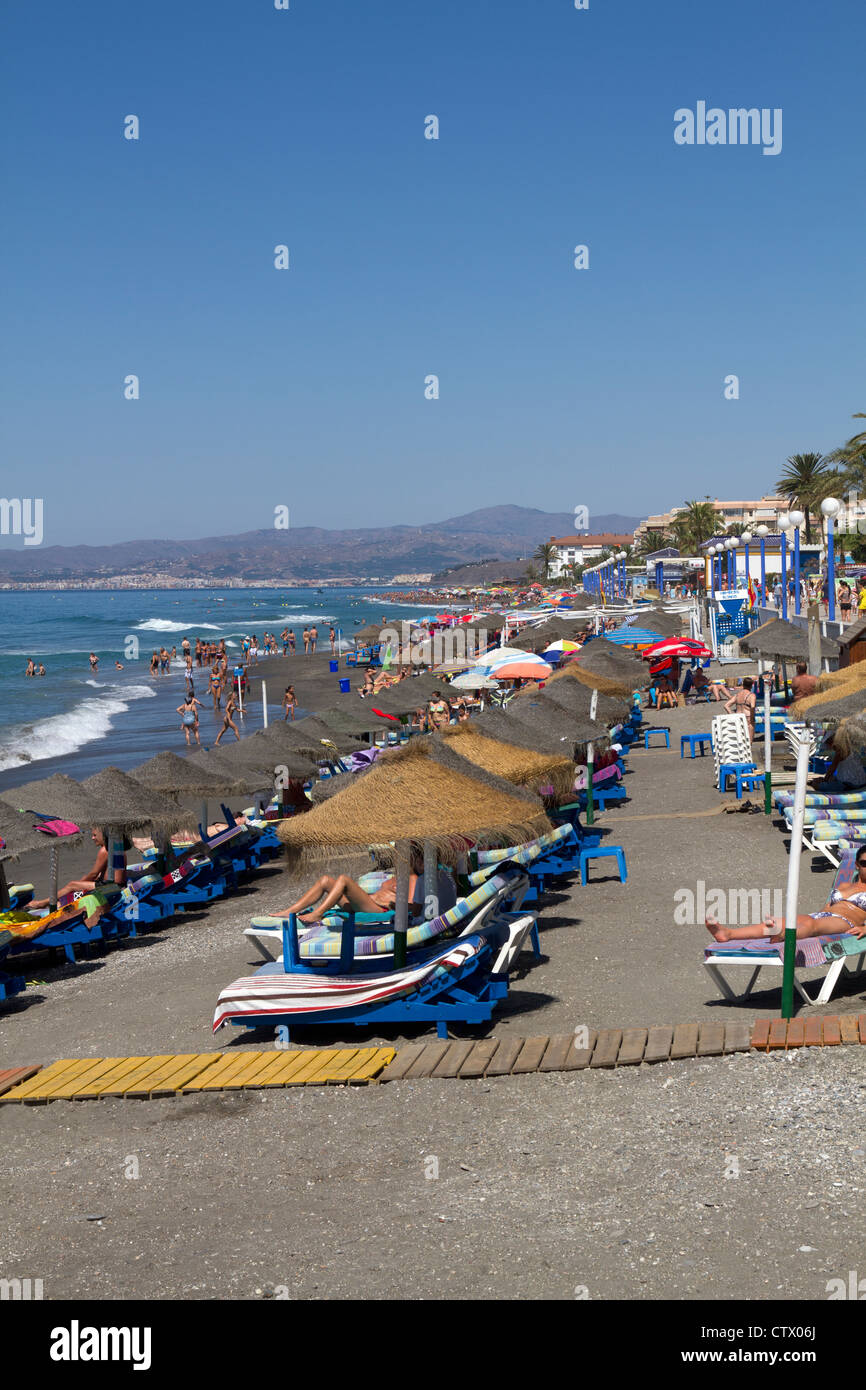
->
<box><xmin>547</xmin><ymin>533</ymin><xmax>635</xmax><ymax>577</ymax></box>
<box><xmin>633</xmin><ymin>497</ymin><xmax>785</xmax><ymax>543</ymax></box>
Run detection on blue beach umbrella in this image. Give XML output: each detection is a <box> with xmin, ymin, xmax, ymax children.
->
<box><xmin>605</xmin><ymin>627</ymin><xmax>661</xmax><ymax>647</ymax></box>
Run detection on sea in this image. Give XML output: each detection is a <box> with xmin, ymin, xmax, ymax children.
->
<box><xmin>0</xmin><ymin>587</ymin><xmax>441</xmax><ymax>790</ymax></box>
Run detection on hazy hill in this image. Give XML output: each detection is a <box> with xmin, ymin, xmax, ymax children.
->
<box><xmin>0</xmin><ymin>506</ymin><xmax>642</xmax><ymax>582</ymax></box>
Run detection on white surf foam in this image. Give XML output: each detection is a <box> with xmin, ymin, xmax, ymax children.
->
<box><xmin>0</xmin><ymin>684</ymin><xmax>157</xmax><ymax>773</ymax></box>
<box><xmin>135</xmin><ymin>619</ymin><xmax>224</xmax><ymax>633</ymax></box>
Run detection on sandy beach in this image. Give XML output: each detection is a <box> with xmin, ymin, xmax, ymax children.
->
<box><xmin>2</xmin><ymin>672</ymin><xmax>865</xmax><ymax>1301</ymax></box>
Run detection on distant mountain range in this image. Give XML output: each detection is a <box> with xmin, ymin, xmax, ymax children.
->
<box><xmin>0</xmin><ymin>506</ymin><xmax>643</xmax><ymax>583</ymax></box>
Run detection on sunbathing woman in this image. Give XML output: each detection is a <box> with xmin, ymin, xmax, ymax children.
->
<box><xmin>283</xmin><ymin>857</ymin><xmax>423</xmax><ymax>925</ymax></box>
<box><xmin>706</xmin><ymin>845</ymin><xmax>866</xmax><ymax>944</ymax></box>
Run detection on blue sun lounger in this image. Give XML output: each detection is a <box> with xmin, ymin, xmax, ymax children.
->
<box><xmin>216</xmin><ymin>914</ymin><xmax>536</xmax><ymax>1041</ymax></box>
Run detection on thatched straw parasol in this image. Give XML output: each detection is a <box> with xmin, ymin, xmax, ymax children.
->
<box><xmin>314</xmin><ymin>704</ymin><xmax>399</xmax><ymax>736</ymax></box>
<box><xmin>528</xmin><ymin>671</ymin><xmax>630</xmax><ymax>724</ymax></box>
<box><xmin>635</xmin><ymin>610</ymin><xmax>683</xmax><ymax>637</ymax></box>
<box><xmin>0</xmin><ymin>800</ymin><xmax>83</xmax><ymax>859</ymax></box>
<box><xmin>576</xmin><ymin>648</ymin><xmax>649</xmax><ymax>691</ymax></box>
<box><xmin>1</xmin><ymin>773</ymin><xmax>106</xmax><ymax>827</ymax></box>
<box><xmin>828</xmin><ymin>711</ymin><xmax>866</xmax><ymax>757</ymax></box>
<box><xmin>277</xmin><ymin>737</ymin><xmax>550</xmax><ymax>865</ymax></box>
<box><xmin>0</xmin><ymin>782</ymin><xmax>89</xmax><ymax>912</ymax></box>
<box><xmin>352</xmin><ymin>625</ymin><xmax>384</xmax><ymax>645</ymax></box>
<box><xmin>512</xmin><ymin>617</ymin><xmax>588</xmax><ymax>652</ymax></box>
<box><xmin>503</xmin><ymin>695</ymin><xmax>609</xmax><ymax>754</ymax></box>
<box><xmin>288</xmin><ymin>716</ymin><xmax>365</xmax><ymax>755</ymax></box>
<box><xmin>81</xmin><ymin>769</ymin><xmax>189</xmax><ymax>835</ymax></box>
<box><xmin>132</xmin><ymin>750</ymin><xmax>241</xmax><ymax>797</ymax></box>
<box><xmin>739</xmin><ymin>618</ymin><xmax>840</xmax><ymax>663</ymax></box>
<box><xmin>369</xmin><ymin>675</ymin><xmax>446</xmax><ymax>714</ymax></box>
<box><xmin>560</xmin><ymin>660</ymin><xmax>644</xmax><ymax>698</ymax></box>
<box><xmin>436</xmin><ymin>724</ymin><xmax>575</xmax><ymax>799</ymax></box>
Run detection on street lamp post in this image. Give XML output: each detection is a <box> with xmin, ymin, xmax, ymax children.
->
<box><xmin>617</xmin><ymin>551</ymin><xmax>627</xmax><ymax>599</ymax></box>
<box><xmin>755</xmin><ymin>524</ymin><xmax>769</xmax><ymax>604</ymax></box>
<box><xmin>741</xmin><ymin>532</ymin><xmax>752</xmax><ymax>600</ymax></box>
<box><xmin>730</xmin><ymin>535</ymin><xmax>740</xmax><ymax>592</ymax></box>
<box><xmin>778</xmin><ymin>513</ymin><xmax>791</xmax><ymax>621</ymax></box>
<box><xmin>821</xmin><ymin>497</ymin><xmax>841</xmax><ymax>622</ymax></box>
<box><xmin>789</xmin><ymin>509</ymin><xmax>805</xmax><ymax>616</ymax></box>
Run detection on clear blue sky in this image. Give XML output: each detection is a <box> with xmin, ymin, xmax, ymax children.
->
<box><xmin>1</xmin><ymin>0</ymin><xmax>863</xmax><ymax>545</ymax></box>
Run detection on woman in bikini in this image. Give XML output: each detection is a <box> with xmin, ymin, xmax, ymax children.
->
<box><xmin>177</xmin><ymin>693</ymin><xmax>204</xmax><ymax>746</ymax></box>
<box><xmin>706</xmin><ymin>844</ymin><xmax>866</xmax><ymax>944</ymax></box>
<box><xmin>282</xmin><ymin>849</ymin><xmax>424</xmax><ymax>924</ymax></box>
<box><xmin>215</xmin><ymin>693</ymin><xmax>241</xmax><ymax>744</ymax></box>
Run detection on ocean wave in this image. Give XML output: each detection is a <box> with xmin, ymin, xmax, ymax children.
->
<box><xmin>0</xmin><ymin>684</ymin><xmax>156</xmax><ymax>773</ymax></box>
<box><xmin>135</xmin><ymin>619</ymin><xmax>224</xmax><ymax>632</ymax></box>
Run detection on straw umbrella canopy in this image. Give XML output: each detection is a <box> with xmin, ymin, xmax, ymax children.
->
<box><xmin>131</xmin><ymin>750</ymin><xmax>243</xmax><ymax>797</ymax></box>
<box><xmin>632</xmin><ymin>610</ymin><xmax>683</xmax><ymax>637</ymax></box>
<box><xmin>1</xmin><ymin>773</ymin><xmax>106</xmax><ymax>827</ymax></box>
<box><xmin>502</xmin><ymin>695</ymin><xmax>610</xmax><ymax>755</ymax></box>
<box><xmin>0</xmin><ymin>778</ymin><xmax>92</xmax><ymax>912</ymax></box>
<box><xmin>314</xmin><ymin>704</ymin><xmax>399</xmax><ymax>737</ymax></box>
<box><xmin>528</xmin><ymin>671</ymin><xmax>630</xmax><ymax>724</ymax></box>
<box><xmin>576</xmin><ymin>646</ymin><xmax>650</xmax><ymax>690</ymax></box>
<box><xmin>513</xmin><ymin>618</ymin><xmax>584</xmax><ymax>652</ymax></box>
<box><xmin>436</xmin><ymin>724</ymin><xmax>575</xmax><ymax>799</ymax></box>
<box><xmin>739</xmin><ymin>618</ymin><xmax>840</xmax><ymax>663</ymax></box>
<box><xmin>288</xmin><ymin>717</ymin><xmax>365</xmax><ymax>755</ymax></box>
<box><xmin>277</xmin><ymin>737</ymin><xmax>550</xmax><ymax>865</ymax></box>
<box><xmin>184</xmin><ymin>747</ymin><xmax>282</xmax><ymax>795</ymax></box>
<box><xmin>81</xmin><ymin>768</ymin><xmax>190</xmax><ymax>835</ymax></box>
<box><xmin>352</xmin><ymin>625</ymin><xmax>384</xmax><ymax>645</ymax></box>
<box><xmin>210</xmin><ymin>737</ymin><xmax>319</xmax><ymax>784</ymax></box>
<box><xmin>369</xmin><ymin>675</ymin><xmax>447</xmax><ymax>714</ymax></box>
<box><xmin>0</xmin><ymin>799</ymin><xmax>84</xmax><ymax>858</ymax></box>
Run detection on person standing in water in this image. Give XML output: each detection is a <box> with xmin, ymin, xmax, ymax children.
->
<box><xmin>329</xmin><ymin>626</ymin><xmax>337</xmax><ymax>653</ymax></box>
<box><xmin>288</xmin><ymin>629</ymin><xmax>296</xmax><ymax>655</ymax></box>
<box><xmin>310</xmin><ymin>625</ymin><xmax>318</xmax><ymax>652</ymax></box>
<box><xmin>89</xmin><ymin>652</ymin><xmax>99</xmax><ymax>672</ymax></box>
<box><xmin>25</xmin><ymin>658</ymin><xmax>35</xmax><ymax>677</ymax></box>
<box><xmin>177</xmin><ymin>692</ymin><xmax>204</xmax><ymax>746</ymax></box>
<box><xmin>215</xmin><ymin>692</ymin><xmax>241</xmax><ymax>745</ymax></box>
<box><xmin>302</xmin><ymin>627</ymin><xmax>310</xmax><ymax>654</ymax></box>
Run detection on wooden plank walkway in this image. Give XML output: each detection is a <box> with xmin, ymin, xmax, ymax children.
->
<box><xmin>5</xmin><ymin>1014</ymin><xmax>866</xmax><ymax>1102</ymax></box>
<box><xmin>0</xmin><ymin>1048</ymin><xmax>395</xmax><ymax>1103</ymax></box>
<box><xmin>378</xmin><ymin>1015</ymin><xmax>866</xmax><ymax>1080</ymax></box>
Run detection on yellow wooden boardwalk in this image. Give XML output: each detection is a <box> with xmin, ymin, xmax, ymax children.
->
<box><xmin>0</xmin><ymin>1047</ymin><xmax>395</xmax><ymax>1103</ymax></box>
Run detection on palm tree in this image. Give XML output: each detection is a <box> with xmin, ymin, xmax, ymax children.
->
<box><xmin>776</xmin><ymin>452</ymin><xmax>831</xmax><ymax>543</ymax></box>
<box><xmin>533</xmin><ymin>541</ymin><xmax>557</xmax><ymax>579</ymax></box>
<box><xmin>682</xmin><ymin>499</ymin><xmax>717</xmax><ymax>550</ymax></box>
<box><xmin>635</xmin><ymin>530</ymin><xmax>669</xmax><ymax>555</ymax></box>
<box><xmin>827</xmin><ymin>412</ymin><xmax>866</xmax><ymax>500</ymax></box>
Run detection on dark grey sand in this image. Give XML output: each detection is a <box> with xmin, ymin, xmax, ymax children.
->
<box><xmin>2</xmin><ymin>687</ymin><xmax>865</xmax><ymax>1299</ymax></box>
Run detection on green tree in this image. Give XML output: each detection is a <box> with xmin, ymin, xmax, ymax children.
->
<box><xmin>776</xmin><ymin>452</ymin><xmax>832</xmax><ymax>543</ymax></box>
<box><xmin>682</xmin><ymin>498</ymin><xmax>717</xmax><ymax>550</ymax></box>
<box><xmin>533</xmin><ymin>541</ymin><xmax>557</xmax><ymax>579</ymax></box>
<box><xmin>635</xmin><ymin>530</ymin><xmax>669</xmax><ymax>555</ymax></box>
<box><xmin>827</xmin><ymin>412</ymin><xmax>866</xmax><ymax>499</ymax></box>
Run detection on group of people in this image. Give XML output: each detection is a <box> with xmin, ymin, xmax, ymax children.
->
<box><xmin>24</xmin><ymin>659</ymin><xmax>46</xmax><ymax>677</ymax></box>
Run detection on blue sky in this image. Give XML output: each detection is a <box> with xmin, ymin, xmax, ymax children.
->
<box><xmin>1</xmin><ymin>0</ymin><xmax>863</xmax><ymax>545</ymax></box>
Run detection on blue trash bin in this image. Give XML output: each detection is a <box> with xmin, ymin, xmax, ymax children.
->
<box><xmin>329</xmin><ymin>660</ymin><xmax>338</xmax><ymax>673</ymax></box>
<box><xmin>339</xmin><ymin>677</ymin><xmax>351</xmax><ymax>694</ymax></box>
